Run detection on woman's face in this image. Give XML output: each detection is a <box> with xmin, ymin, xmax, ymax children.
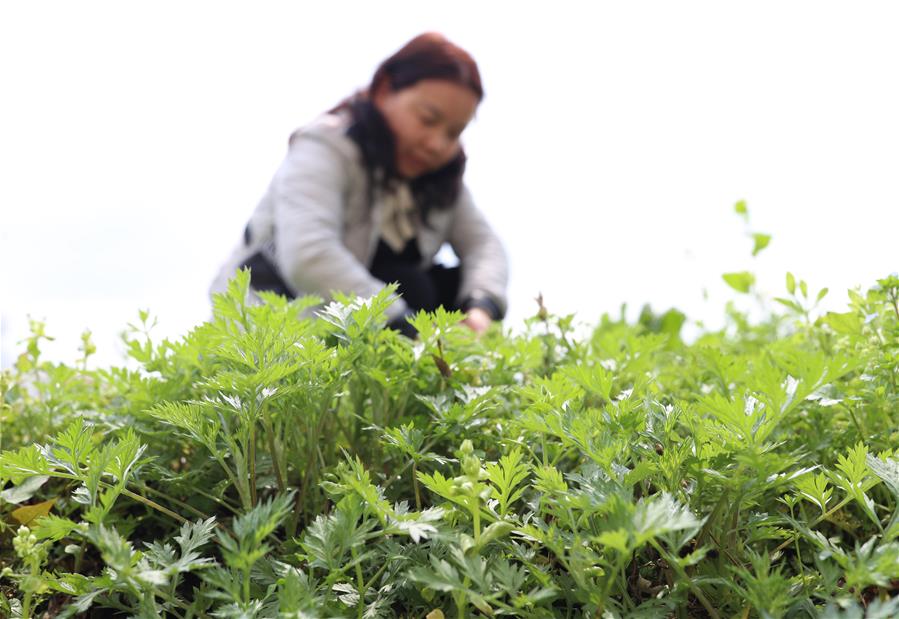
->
<box><xmin>373</xmin><ymin>78</ymin><xmax>479</xmax><ymax>179</ymax></box>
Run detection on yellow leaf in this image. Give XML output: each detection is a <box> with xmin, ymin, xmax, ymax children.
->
<box><xmin>12</xmin><ymin>499</ymin><xmax>56</xmax><ymax>525</ymax></box>
<box><xmin>426</xmin><ymin>610</ymin><xmax>445</xmax><ymax>619</ymax></box>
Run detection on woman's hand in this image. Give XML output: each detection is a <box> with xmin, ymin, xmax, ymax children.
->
<box><xmin>462</xmin><ymin>307</ymin><xmax>492</xmax><ymax>335</ymax></box>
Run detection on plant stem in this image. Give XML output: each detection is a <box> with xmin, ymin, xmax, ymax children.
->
<box><xmin>352</xmin><ymin>545</ymin><xmax>365</xmax><ymax>619</ymax></box>
<box><xmin>249</xmin><ymin>420</ymin><xmax>258</xmax><ymax>507</ymax></box>
<box><xmin>843</xmin><ymin>403</ymin><xmax>867</xmax><ymax>441</ymax></box>
<box><xmin>772</xmin><ymin>495</ymin><xmax>855</xmax><ymax>556</ymax></box>
<box><xmin>472</xmin><ymin>502</ymin><xmax>481</xmax><ymax>543</ymax></box>
<box><xmin>136</xmin><ymin>483</ymin><xmax>212</xmax><ymax>520</ymax></box>
<box><xmin>650</xmin><ymin>540</ymin><xmax>720</xmax><ymax>619</ymax></box>
<box><xmin>121</xmin><ymin>488</ymin><xmax>187</xmax><ymax>524</ymax></box>
<box><xmin>412</xmin><ymin>461</ymin><xmax>422</xmax><ymax>511</ymax></box>
<box><xmin>22</xmin><ymin>590</ymin><xmax>33</xmax><ymax>619</ymax></box>
<box><xmin>261</xmin><ymin>402</ymin><xmax>286</xmax><ymax>493</ymax></box>
<box><xmin>363</xmin><ymin>560</ymin><xmax>390</xmax><ymax>592</ymax></box>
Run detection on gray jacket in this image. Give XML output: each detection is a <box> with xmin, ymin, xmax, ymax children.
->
<box><xmin>211</xmin><ymin>111</ymin><xmax>509</xmax><ymax>321</ymax></box>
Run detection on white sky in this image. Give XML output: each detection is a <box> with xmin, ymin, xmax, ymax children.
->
<box><xmin>2</xmin><ymin>2</ymin><xmax>898</xmax><ymax>368</ymax></box>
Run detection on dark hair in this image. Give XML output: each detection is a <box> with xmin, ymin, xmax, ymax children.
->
<box><xmin>369</xmin><ymin>32</ymin><xmax>483</xmax><ymax>102</ymax></box>
<box><xmin>340</xmin><ymin>33</ymin><xmax>483</xmax><ymax>221</ymax></box>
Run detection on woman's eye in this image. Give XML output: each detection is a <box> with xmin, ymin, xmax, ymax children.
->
<box><xmin>420</xmin><ymin>114</ymin><xmax>438</xmax><ymax>126</ymax></box>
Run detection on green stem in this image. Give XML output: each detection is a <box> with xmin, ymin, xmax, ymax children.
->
<box><xmin>210</xmin><ymin>450</ymin><xmax>242</xmax><ymax>502</ymax></box>
<box><xmin>136</xmin><ymin>483</ymin><xmax>212</xmax><ymax>520</ymax></box>
<box><xmin>363</xmin><ymin>560</ymin><xmax>390</xmax><ymax>592</ymax></box>
<box><xmin>382</xmin><ymin>430</ymin><xmax>452</xmax><ymax>493</ymax></box>
<box><xmin>249</xmin><ymin>421</ymin><xmax>258</xmax><ymax>507</ymax></box>
<box><xmin>472</xmin><ymin>502</ymin><xmax>481</xmax><ymax>543</ymax></box>
<box><xmin>412</xmin><ymin>461</ymin><xmax>422</xmax><ymax>511</ymax></box>
<box><xmin>352</xmin><ymin>546</ymin><xmax>365</xmax><ymax>619</ymax></box>
<box><xmin>843</xmin><ymin>403</ymin><xmax>867</xmax><ymax>440</ymax></box>
<box><xmin>456</xmin><ymin>580</ymin><xmax>469</xmax><ymax>619</ymax></box>
<box><xmin>773</xmin><ymin>495</ymin><xmax>855</xmax><ymax>556</ymax></box>
<box><xmin>22</xmin><ymin>590</ymin><xmax>33</xmax><ymax>619</ymax></box>
<box><xmin>261</xmin><ymin>402</ymin><xmax>286</xmax><ymax>493</ymax></box>
<box><xmin>221</xmin><ymin>437</ymin><xmax>252</xmax><ymax>510</ymax></box>
<box><xmin>120</xmin><ymin>488</ymin><xmax>187</xmax><ymax>523</ymax></box>
<box><xmin>650</xmin><ymin>540</ymin><xmax>720</xmax><ymax>619</ymax></box>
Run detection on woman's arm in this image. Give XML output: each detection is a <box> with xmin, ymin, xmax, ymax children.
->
<box><xmin>271</xmin><ymin>131</ymin><xmax>409</xmax><ymax>318</ymax></box>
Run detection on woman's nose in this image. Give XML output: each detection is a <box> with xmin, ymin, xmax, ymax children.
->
<box><xmin>423</xmin><ymin>129</ymin><xmax>452</xmax><ymax>156</ymax></box>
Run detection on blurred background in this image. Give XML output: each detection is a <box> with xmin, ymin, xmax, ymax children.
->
<box><xmin>2</xmin><ymin>1</ymin><xmax>897</xmax><ymax>368</ymax></box>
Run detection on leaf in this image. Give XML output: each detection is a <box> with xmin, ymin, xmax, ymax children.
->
<box><xmin>0</xmin><ymin>475</ymin><xmax>50</xmax><ymax>504</ymax></box>
<box><xmin>485</xmin><ymin>448</ymin><xmax>530</xmax><ymax>516</ymax></box>
<box><xmin>866</xmin><ymin>454</ymin><xmax>899</xmax><ymax>496</ymax></box>
<box><xmin>563</xmin><ymin>364</ymin><xmax>614</xmax><ymax>401</ymax></box>
<box><xmin>866</xmin><ymin>455</ymin><xmax>899</xmax><ymax>541</ymax></box>
<box><xmin>333</xmin><ymin>582</ymin><xmax>360</xmax><ymax>606</ymax></box>
<box><xmin>824</xmin><ymin>311</ymin><xmax>862</xmax><ymax>335</ymax></box>
<box><xmin>13</xmin><ymin>498</ymin><xmax>56</xmax><ymax>525</ymax></box>
<box><xmin>33</xmin><ymin>514</ymin><xmax>80</xmax><ymax>541</ymax></box>
<box><xmin>0</xmin><ymin>446</ymin><xmax>53</xmax><ymax>483</ymax></box>
<box><xmin>786</xmin><ymin>272</ymin><xmax>796</xmax><ymax>295</ymax></box>
<box><xmin>596</xmin><ymin>528</ymin><xmax>631</xmax><ymax>553</ymax></box>
<box><xmin>816</xmin><ymin>287</ymin><xmax>829</xmax><ymax>303</ymax></box>
<box><xmin>479</xmin><ymin>521</ymin><xmax>515</xmax><ymax>547</ymax></box>
<box><xmin>391</xmin><ymin>507</ymin><xmax>444</xmax><ymax>543</ymax></box>
<box><xmin>751</xmin><ymin>233</ymin><xmax>771</xmax><ymax>257</ymax></box>
<box><xmin>408</xmin><ymin>556</ymin><xmax>465</xmax><ymax>592</ymax></box>
<box><xmin>632</xmin><ymin>493</ymin><xmax>704</xmax><ymax>546</ymax></box>
<box><xmin>774</xmin><ymin>297</ymin><xmax>804</xmax><ymax>314</ymax></box>
<box><xmin>722</xmin><ymin>272</ymin><xmax>755</xmax><ymax>294</ymax></box>
<box><xmin>734</xmin><ymin>200</ymin><xmax>748</xmax><ymax>219</ymax></box>
<box><xmin>793</xmin><ymin>473</ymin><xmax>833</xmax><ymax>514</ymax></box>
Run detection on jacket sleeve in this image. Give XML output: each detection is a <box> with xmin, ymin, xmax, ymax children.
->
<box><xmin>447</xmin><ymin>186</ymin><xmax>509</xmax><ymax>319</ymax></box>
<box><xmin>271</xmin><ymin>131</ymin><xmax>409</xmax><ymax>318</ymax></box>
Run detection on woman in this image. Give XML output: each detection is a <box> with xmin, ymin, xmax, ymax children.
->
<box><xmin>211</xmin><ymin>33</ymin><xmax>508</xmax><ymax>336</ymax></box>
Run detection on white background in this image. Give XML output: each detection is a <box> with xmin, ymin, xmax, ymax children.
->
<box><xmin>2</xmin><ymin>2</ymin><xmax>897</xmax><ymax>368</ymax></box>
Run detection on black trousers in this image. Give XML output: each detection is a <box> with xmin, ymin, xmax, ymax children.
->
<box><xmin>367</xmin><ymin>240</ymin><xmax>461</xmax><ymax>312</ymax></box>
<box><xmin>242</xmin><ymin>239</ymin><xmax>461</xmax><ymax>312</ymax></box>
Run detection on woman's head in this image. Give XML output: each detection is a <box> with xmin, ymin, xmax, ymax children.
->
<box><xmin>370</xmin><ymin>33</ymin><xmax>483</xmax><ymax>179</ymax></box>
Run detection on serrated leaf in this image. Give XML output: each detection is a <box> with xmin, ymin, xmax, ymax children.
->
<box><xmin>485</xmin><ymin>448</ymin><xmax>530</xmax><ymax>516</ymax></box>
<box><xmin>333</xmin><ymin>582</ymin><xmax>360</xmax><ymax>606</ymax></box>
<box><xmin>408</xmin><ymin>556</ymin><xmax>464</xmax><ymax>592</ymax></box>
<box><xmin>633</xmin><ymin>493</ymin><xmax>703</xmax><ymax>546</ymax></box>
<box><xmin>0</xmin><ymin>446</ymin><xmax>53</xmax><ymax>483</ymax></box>
<box><xmin>33</xmin><ymin>514</ymin><xmax>80</xmax><ymax>541</ymax></box>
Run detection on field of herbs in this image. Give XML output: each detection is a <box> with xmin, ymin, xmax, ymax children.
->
<box><xmin>1</xmin><ymin>263</ymin><xmax>898</xmax><ymax>618</ymax></box>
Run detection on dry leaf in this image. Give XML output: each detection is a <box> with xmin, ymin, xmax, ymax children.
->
<box><xmin>12</xmin><ymin>498</ymin><xmax>56</xmax><ymax>525</ymax></box>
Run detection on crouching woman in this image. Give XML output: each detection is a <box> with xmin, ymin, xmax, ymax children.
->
<box><xmin>211</xmin><ymin>32</ymin><xmax>508</xmax><ymax>336</ymax></box>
